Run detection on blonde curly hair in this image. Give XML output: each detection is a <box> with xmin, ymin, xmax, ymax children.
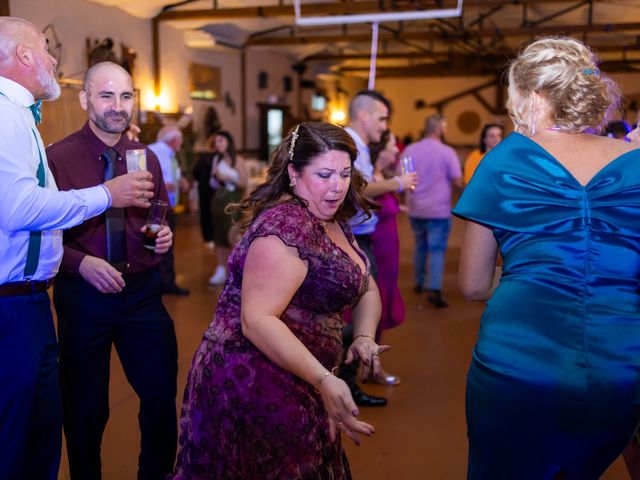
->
<box><xmin>507</xmin><ymin>36</ymin><xmax>620</xmax><ymax>134</ymax></box>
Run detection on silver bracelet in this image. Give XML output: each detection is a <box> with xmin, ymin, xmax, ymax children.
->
<box><xmin>353</xmin><ymin>333</ymin><xmax>375</xmax><ymax>341</ymax></box>
<box><xmin>317</xmin><ymin>370</ymin><xmax>333</xmax><ymax>386</ymax></box>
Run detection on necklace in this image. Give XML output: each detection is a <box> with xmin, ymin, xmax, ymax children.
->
<box><xmin>319</xmin><ymin>220</ymin><xmax>334</xmax><ymax>234</ymax></box>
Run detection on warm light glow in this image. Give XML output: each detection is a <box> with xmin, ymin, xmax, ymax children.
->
<box><xmin>330</xmin><ymin>109</ymin><xmax>346</xmax><ymax>124</ymax></box>
<box><xmin>144</xmin><ymin>90</ymin><xmax>170</xmax><ymax>112</ymax></box>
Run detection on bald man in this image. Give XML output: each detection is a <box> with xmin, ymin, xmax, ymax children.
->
<box><xmin>0</xmin><ymin>18</ymin><xmax>153</xmax><ymax>479</ymax></box>
<box><xmin>46</xmin><ymin>62</ymin><xmax>178</xmax><ymax>479</ymax></box>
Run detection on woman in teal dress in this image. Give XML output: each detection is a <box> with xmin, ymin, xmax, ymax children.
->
<box><xmin>453</xmin><ymin>36</ymin><xmax>640</xmax><ymax>479</ymax></box>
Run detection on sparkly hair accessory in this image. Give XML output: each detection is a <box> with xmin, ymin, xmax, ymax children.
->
<box><xmin>288</xmin><ymin>124</ymin><xmax>301</xmax><ymax>162</ymax></box>
<box><xmin>582</xmin><ymin>68</ymin><xmax>600</xmax><ymax>76</ymax></box>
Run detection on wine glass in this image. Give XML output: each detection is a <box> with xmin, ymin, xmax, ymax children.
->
<box><xmin>401</xmin><ymin>156</ymin><xmax>416</xmax><ymax>190</ymax></box>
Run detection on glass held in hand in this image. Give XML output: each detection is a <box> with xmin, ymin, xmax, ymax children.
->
<box><xmin>400</xmin><ymin>156</ymin><xmax>416</xmax><ymax>191</ymax></box>
<box><xmin>143</xmin><ymin>200</ymin><xmax>168</xmax><ymax>250</ymax></box>
<box><xmin>126</xmin><ymin>149</ymin><xmax>147</xmax><ymax>172</ymax></box>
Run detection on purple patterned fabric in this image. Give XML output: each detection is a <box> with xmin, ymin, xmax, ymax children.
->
<box><xmin>171</xmin><ymin>202</ymin><xmax>368</xmax><ymax>480</ymax></box>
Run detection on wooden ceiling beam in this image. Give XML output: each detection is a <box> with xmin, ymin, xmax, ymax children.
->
<box><xmin>304</xmin><ymin>43</ymin><xmax>640</xmax><ymax>62</ymax></box>
<box><xmin>156</xmin><ymin>0</ymin><xmax>603</xmax><ymax>22</ymax></box>
<box><xmin>247</xmin><ymin>22</ymin><xmax>640</xmax><ymax>46</ymax></box>
<box><xmin>157</xmin><ymin>1</ymin><xmax>394</xmax><ymax>21</ymax></box>
<box><xmin>339</xmin><ymin>57</ymin><xmax>640</xmax><ymax>77</ymax></box>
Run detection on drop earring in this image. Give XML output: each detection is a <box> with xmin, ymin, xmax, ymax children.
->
<box><xmin>530</xmin><ymin>110</ymin><xmax>537</xmax><ymax>136</ymax></box>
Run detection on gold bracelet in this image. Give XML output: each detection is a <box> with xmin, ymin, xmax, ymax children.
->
<box><xmin>317</xmin><ymin>370</ymin><xmax>333</xmax><ymax>386</ymax></box>
<box><xmin>353</xmin><ymin>334</ymin><xmax>375</xmax><ymax>341</ymax></box>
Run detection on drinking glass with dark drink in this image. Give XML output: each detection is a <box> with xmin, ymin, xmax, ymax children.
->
<box><xmin>144</xmin><ymin>200</ymin><xmax>168</xmax><ymax>250</ymax></box>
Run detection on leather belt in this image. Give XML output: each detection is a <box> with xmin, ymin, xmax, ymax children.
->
<box><xmin>0</xmin><ymin>280</ymin><xmax>51</xmax><ymax>297</ymax></box>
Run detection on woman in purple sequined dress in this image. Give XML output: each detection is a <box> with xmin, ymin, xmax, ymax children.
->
<box><xmin>171</xmin><ymin>122</ymin><xmax>390</xmax><ymax>479</ymax></box>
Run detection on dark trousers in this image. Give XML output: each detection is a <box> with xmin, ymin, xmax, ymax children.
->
<box><xmin>158</xmin><ymin>211</ymin><xmax>177</xmax><ymax>288</ymax></box>
<box><xmin>197</xmin><ymin>186</ymin><xmax>215</xmax><ymax>243</ymax></box>
<box><xmin>339</xmin><ymin>233</ymin><xmax>378</xmax><ymax>390</ymax></box>
<box><xmin>54</xmin><ymin>268</ymin><xmax>178</xmax><ymax>480</ymax></box>
<box><xmin>0</xmin><ymin>292</ymin><xmax>61</xmax><ymax>480</ymax></box>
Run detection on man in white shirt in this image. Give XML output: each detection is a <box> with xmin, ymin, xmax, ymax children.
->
<box><xmin>340</xmin><ymin>90</ymin><xmax>416</xmax><ymax>407</ymax></box>
<box><xmin>148</xmin><ymin>125</ymin><xmax>190</xmax><ymax>295</ymax></box>
<box><xmin>0</xmin><ymin>17</ymin><xmax>154</xmax><ymax>479</ymax></box>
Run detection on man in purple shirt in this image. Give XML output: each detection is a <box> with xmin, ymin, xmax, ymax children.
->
<box><xmin>47</xmin><ymin>62</ymin><xmax>178</xmax><ymax>480</ymax></box>
<box><xmin>403</xmin><ymin>114</ymin><xmax>463</xmax><ymax>308</ymax></box>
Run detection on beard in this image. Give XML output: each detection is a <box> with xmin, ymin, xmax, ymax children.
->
<box><xmin>35</xmin><ymin>62</ymin><xmax>61</xmax><ymax>101</ymax></box>
<box><xmin>88</xmin><ymin>104</ymin><xmax>132</xmax><ymax>134</ymax></box>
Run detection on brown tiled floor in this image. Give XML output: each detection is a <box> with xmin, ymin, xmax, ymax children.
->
<box><xmin>57</xmin><ymin>213</ymin><xmax>629</xmax><ymax>479</ymax></box>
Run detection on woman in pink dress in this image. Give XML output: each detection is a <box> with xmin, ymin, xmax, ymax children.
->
<box><xmin>369</xmin><ymin>131</ymin><xmax>406</xmax><ymax>385</ymax></box>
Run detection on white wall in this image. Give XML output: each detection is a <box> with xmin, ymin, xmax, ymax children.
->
<box><xmin>378</xmin><ymin>72</ymin><xmax>640</xmax><ymax>147</ymax></box>
<box><xmin>376</xmin><ymin>76</ymin><xmax>509</xmax><ymax>146</ymax></box>
<box><xmin>244</xmin><ymin>49</ymin><xmax>299</xmax><ymax>151</ymax></box>
<box><xmin>11</xmin><ymin>0</ymin><xmax>155</xmax><ymax>98</ymax></box>
<box><xmin>10</xmin><ymin>0</ymin><xmax>301</xmax><ymax>151</ymax></box>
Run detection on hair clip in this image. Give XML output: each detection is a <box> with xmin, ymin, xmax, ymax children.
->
<box><xmin>582</xmin><ymin>68</ymin><xmax>600</xmax><ymax>76</ymax></box>
<box><xmin>288</xmin><ymin>124</ymin><xmax>300</xmax><ymax>162</ymax></box>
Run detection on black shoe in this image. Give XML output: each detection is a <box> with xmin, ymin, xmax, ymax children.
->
<box><xmin>427</xmin><ymin>290</ymin><xmax>448</xmax><ymax>308</ymax></box>
<box><xmin>163</xmin><ymin>285</ymin><xmax>190</xmax><ymax>296</ymax></box>
<box><xmin>352</xmin><ymin>389</ymin><xmax>388</xmax><ymax>407</ymax></box>
<box><xmin>414</xmin><ymin>285</ymin><xmax>424</xmax><ymax>294</ymax></box>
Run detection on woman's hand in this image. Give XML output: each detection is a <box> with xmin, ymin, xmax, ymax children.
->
<box><xmin>317</xmin><ymin>375</ymin><xmax>375</xmax><ymax>446</ymax></box>
<box><xmin>627</xmin><ymin>126</ymin><xmax>640</xmax><ymax>145</ymax></box>
<box><xmin>345</xmin><ymin>335</ymin><xmax>391</xmax><ymax>382</ymax></box>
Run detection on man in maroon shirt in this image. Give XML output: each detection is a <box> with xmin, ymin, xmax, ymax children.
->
<box><xmin>47</xmin><ymin>62</ymin><xmax>178</xmax><ymax>480</ymax></box>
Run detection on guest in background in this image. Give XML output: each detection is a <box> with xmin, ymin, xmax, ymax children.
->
<box><xmin>403</xmin><ymin>114</ymin><xmax>462</xmax><ymax>308</ymax></box>
<box><xmin>369</xmin><ymin>130</ymin><xmax>406</xmax><ymax>385</ymax></box>
<box><xmin>463</xmin><ymin>124</ymin><xmax>503</xmax><ymax>185</ymax></box>
<box><xmin>192</xmin><ymin>135</ymin><xmax>218</xmax><ymax>250</ymax></box>
<box><xmin>47</xmin><ymin>62</ymin><xmax>178</xmax><ymax>479</ymax></box>
<box><xmin>148</xmin><ymin>125</ymin><xmax>190</xmax><ymax>296</ymax></box>
<box><xmin>171</xmin><ymin>122</ymin><xmax>388</xmax><ymax>479</ymax></box>
<box><xmin>340</xmin><ymin>90</ymin><xmax>416</xmax><ymax>407</ymax></box>
<box><xmin>208</xmin><ymin>130</ymin><xmax>248</xmax><ymax>286</ymax></box>
<box><xmin>454</xmin><ymin>36</ymin><xmax>640</xmax><ymax>478</ymax></box>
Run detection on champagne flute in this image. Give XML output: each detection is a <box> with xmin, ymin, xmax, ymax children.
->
<box><xmin>401</xmin><ymin>156</ymin><xmax>416</xmax><ymax>191</ymax></box>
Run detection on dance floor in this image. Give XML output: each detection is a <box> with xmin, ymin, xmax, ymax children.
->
<box><xmin>56</xmin><ymin>212</ymin><xmax>629</xmax><ymax>479</ymax></box>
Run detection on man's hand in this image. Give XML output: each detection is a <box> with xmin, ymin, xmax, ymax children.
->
<box><xmin>140</xmin><ymin>224</ymin><xmax>172</xmax><ymax>254</ymax></box>
<box><xmin>397</xmin><ymin>172</ymin><xmax>418</xmax><ymax>191</ymax></box>
<box><xmin>179</xmin><ymin>177</ymin><xmax>190</xmax><ymax>193</ymax></box>
<box><xmin>125</xmin><ymin>123</ymin><xmax>141</xmax><ymax>142</ymax></box>
<box><xmin>79</xmin><ymin>255</ymin><xmax>126</xmax><ymax>294</ymax></box>
<box><xmin>104</xmin><ymin>171</ymin><xmax>154</xmax><ymax>208</ymax></box>
<box><xmin>627</xmin><ymin>126</ymin><xmax>640</xmax><ymax>145</ymax></box>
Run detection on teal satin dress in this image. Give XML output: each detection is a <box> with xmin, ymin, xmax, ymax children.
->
<box><xmin>453</xmin><ymin>133</ymin><xmax>640</xmax><ymax>479</ymax></box>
